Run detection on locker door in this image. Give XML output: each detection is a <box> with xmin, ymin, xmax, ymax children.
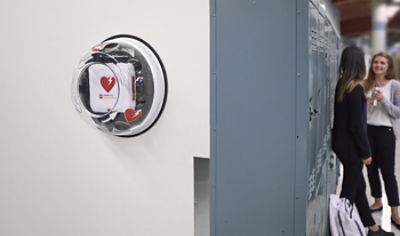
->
<box><xmin>211</xmin><ymin>0</ymin><xmax>297</xmax><ymax>235</ymax></box>
<box><xmin>306</xmin><ymin>4</ymin><xmax>326</xmax><ymax>235</ymax></box>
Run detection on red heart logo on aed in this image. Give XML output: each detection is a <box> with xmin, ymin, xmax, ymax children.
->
<box><xmin>100</xmin><ymin>77</ymin><xmax>116</xmax><ymax>92</ymax></box>
<box><xmin>124</xmin><ymin>108</ymin><xmax>142</xmax><ymax>122</ymax></box>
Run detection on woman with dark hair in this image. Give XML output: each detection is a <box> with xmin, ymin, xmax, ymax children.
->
<box><xmin>332</xmin><ymin>46</ymin><xmax>394</xmax><ymax>235</ymax></box>
<box><xmin>363</xmin><ymin>52</ymin><xmax>400</xmax><ymax>230</ymax></box>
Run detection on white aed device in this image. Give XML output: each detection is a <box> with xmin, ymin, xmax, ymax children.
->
<box><xmin>71</xmin><ymin>35</ymin><xmax>167</xmax><ymax>137</ymax></box>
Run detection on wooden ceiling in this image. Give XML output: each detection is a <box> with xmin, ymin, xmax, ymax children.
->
<box><xmin>333</xmin><ymin>0</ymin><xmax>400</xmax><ymax>41</ymax></box>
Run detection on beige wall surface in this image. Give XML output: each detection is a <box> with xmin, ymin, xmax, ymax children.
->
<box><xmin>0</xmin><ymin>1</ymin><xmax>209</xmax><ymax>235</ymax></box>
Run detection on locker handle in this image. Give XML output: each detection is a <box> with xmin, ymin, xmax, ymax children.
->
<box><xmin>308</xmin><ymin>106</ymin><xmax>319</xmax><ymax>121</ymax></box>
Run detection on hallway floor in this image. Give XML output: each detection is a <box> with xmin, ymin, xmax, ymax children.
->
<box><xmin>366</xmin><ymin>186</ymin><xmax>400</xmax><ymax>234</ymax></box>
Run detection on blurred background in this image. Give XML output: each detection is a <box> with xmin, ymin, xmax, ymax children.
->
<box><xmin>334</xmin><ymin>0</ymin><xmax>400</xmax><ymax>75</ymax></box>
<box><xmin>335</xmin><ymin>1</ymin><xmax>400</xmax><ymax>233</ymax></box>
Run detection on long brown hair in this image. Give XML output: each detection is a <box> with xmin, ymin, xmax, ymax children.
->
<box><xmin>337</xmin><ymin>46</ymin><xmax>366</xmax><ymax>102</ymax></box>
<box><xmin>363</xmin><ymin>52</ymin><xmax>397</xmax><ymax>93</ymax></box>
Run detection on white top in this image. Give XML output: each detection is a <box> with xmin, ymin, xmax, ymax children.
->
<box><xmin>367</xmin><ymin>80</ymin><xmax>393</xmax><ymax>127</ymax></box>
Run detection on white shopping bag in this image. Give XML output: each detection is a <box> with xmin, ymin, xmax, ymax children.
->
<box><xmin>329</xmin><ymin>194</ymin><xmax>366</xmax><ymax>236</ymax></box>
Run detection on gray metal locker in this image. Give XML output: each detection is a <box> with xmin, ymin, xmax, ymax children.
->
<box><xmin>210</xmin><ymin>0</ymin><xmax>341</xmax><ymax>235</ymax></box>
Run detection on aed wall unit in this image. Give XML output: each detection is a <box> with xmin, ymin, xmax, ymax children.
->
<box><xmin>210</xmin><ymin>0</ymin><xmax>340</xmax><ymax>235</ymax></box>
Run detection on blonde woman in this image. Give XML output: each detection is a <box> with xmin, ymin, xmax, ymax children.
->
<box><xmin>363</xmin><ymin>52</ymin><xmax>400</xmax><ymax>230</ymax></box>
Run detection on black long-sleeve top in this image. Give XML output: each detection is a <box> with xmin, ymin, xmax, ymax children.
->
<box><xmin>332</xmin><ymin>79</ymin><xmax>371</xmax><ymax>161</ymax></box>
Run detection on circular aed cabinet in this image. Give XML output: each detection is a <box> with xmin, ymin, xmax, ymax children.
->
<box><xmin>71</xmin><ymin>35</ymin><xmax>167</xmax><ymax>137</ymax></box>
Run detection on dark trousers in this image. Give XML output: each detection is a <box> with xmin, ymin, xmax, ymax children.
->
<box><xmin>340</xmin><ymin>159</ymin><xmax>375</xmax><ymax>227</ymax></box>
<box><xmin>366</xmin><ymin>125</ymin><xmax>399</xmax><ymax>206</ymax></box>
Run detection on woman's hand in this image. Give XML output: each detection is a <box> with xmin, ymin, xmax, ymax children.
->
<box><xmin>362</xmin><ymin>156</ymin><xmax>372</xmax><ymax>165</ymax></box>
<box><xmin>367</xmin><ymin>97</ymin><xmax>373</xmax><ymax>105</ymax></box>
<box><xmin>372</xmin><ymin>89</ymin><xmax>384</xmax><ymax>101</ymax></box>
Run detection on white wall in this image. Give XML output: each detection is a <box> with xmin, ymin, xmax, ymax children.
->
<box><xmin>0</xmin><ymin>1</ymin><xmax>209</xmax><ymax>235</ymax></box>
